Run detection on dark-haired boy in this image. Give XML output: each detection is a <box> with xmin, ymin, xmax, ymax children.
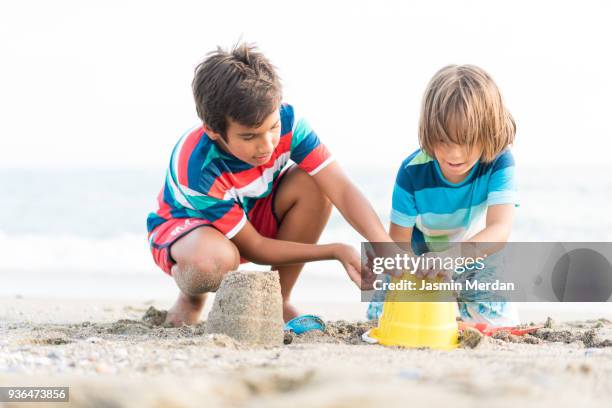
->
<box><xmin>147</xmin><ymin>44</ymin><xmax>391</xmax><ymax>326</ymax></box>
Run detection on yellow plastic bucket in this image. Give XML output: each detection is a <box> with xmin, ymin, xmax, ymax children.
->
<box><xmin>368</xmin><ymin>273</ymin><xmax>459</xmax><ymax>350</ymax></box>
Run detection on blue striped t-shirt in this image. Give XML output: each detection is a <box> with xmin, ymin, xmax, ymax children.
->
<box><xmin>391</xmin><ymin>148</ymin><xmax>519</xmax><ymax>251</ymax></box>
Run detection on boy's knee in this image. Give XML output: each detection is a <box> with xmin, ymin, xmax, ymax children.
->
<box><xmin>292</xmin><ymin>168</ymin><xmax>332</xmax><ymax>212</ymax></box>
<box><xmin>318</xmin><ymin>192</ymin><xmax>332</xmax><ymax>214</ymax></box>
<box><xmin>309</xmin><ymin>182</ymin><xmax>332</xmax><ymax>220</ymax></box>
<box><xmin>172</xmin><ymin>244</ymin><xmax>240</xmax><ymax>295</ymax></box>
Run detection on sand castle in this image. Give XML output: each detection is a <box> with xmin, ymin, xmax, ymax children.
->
<box><xmin>205</xmin><ymin>270</ymin><xmax>284</xmax><ymax>346</ymax></box>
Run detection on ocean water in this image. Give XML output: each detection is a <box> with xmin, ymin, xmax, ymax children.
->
<box><xmin>2</xmin><ymin>165</ymin><xmax>612</xmax><ymax>304</ymax></box>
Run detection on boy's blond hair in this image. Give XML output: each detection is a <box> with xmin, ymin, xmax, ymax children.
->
<box><xmin>418</xmin><ymin>65</ymin><xmax>515</xmax><ymax>163</ymax></box>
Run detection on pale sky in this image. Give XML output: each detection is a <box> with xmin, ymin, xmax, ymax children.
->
<box><xmin>1</xmin><ymin>0</ymin><xmax>610</xmax><ymax>169</ymax></box>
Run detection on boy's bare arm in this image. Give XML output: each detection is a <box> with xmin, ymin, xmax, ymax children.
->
<box><xmin>388</xmin><ymin>207</ymin><xmax>514</xmax><ymax>279</ymax></box>
<box><xmin>231</xmin><ymin>221</ymin><xmax>363</xmax><ymax>286</ymax></box>
<box><xmin>449</xmin><ymin>204</ymin><xmax>515</xmax><ymax>260</ymax></box>
<box><xmin>389</xmin><ymin>223</ymin><xmax>413</xmax><ymax>251</ymax></box>
<box><xmin>312</xmin><ymin>162</ymin><xmax>391</xmax><ymax>243</ymax></box>
<box><xmin>470</xmin><ymin>204</ymin><xmax>514</xmax><ymax>242</ymax></box>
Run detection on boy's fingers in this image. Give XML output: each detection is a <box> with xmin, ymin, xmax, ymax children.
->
<box><xmin>359</xmin><ymin>265</ymin><xmax>376</xmax><ymax>289</ymax></box>
<box><xmin>345</xmin><ymin>263</ymin><xmax>362</xmax><ymax>288</ymax></box>
<box><xmin>362</xmin><ymin>275</ymin><xmax>376</xmax><ymax>290</ymax></box>
<box><xmin>362</xmin><ymin>251</ymin><xmax>372</xmax><ymax>267</ymax></box>
<box><xmin>356</xmin><ymin>265</ymin><xmax>377</xmax><ymax>290</ymax></box>
<box><xmin>366</xmin><ymin>247</ymin><xmax>376</xmax><ymax>260</ymax></box>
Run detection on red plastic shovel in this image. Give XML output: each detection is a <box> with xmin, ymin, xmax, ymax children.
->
<box><xmin>458</xmin><ymin>322</ymin><xmax>543</xmax><ymax>336</ymax></box>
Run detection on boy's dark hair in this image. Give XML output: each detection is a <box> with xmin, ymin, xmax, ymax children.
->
<box><xmin>192</xmin><ymin>43</ymin><xmax>282</xmax><ymax>139</ymax></box>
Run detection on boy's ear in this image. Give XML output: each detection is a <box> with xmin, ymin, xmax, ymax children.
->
<box><xmin>204</xmin><ymin>124</ymin><xmax>221</xmax><ymax>141</ymax></box>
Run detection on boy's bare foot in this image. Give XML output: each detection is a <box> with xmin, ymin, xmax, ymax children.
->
<box><xmin>164</xmin><ymin>292</ymin><xmax>207</xmax><ymax>327</ymax></box>
<box><xmin>283</xmin><ymin>301</ymin><xmax>300</xmax><ymax>323</ymax></box>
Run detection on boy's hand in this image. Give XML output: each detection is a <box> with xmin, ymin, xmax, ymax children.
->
<box><xmin>414</xmin><ymin>251</ymin><xmax>453</xmax><ymax>282</ymax></box>
<box><xmin>332</xmin><ymin>244</ymin><xmax>372</xmax><ymax>289</ymax></box>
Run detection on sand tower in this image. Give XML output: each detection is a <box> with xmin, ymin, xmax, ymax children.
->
<box><xmin>205</xmin><ymin>270</ymin><xmax>284</xmax><ymax>346</ymax></box>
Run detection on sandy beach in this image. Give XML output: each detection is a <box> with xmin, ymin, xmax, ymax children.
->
<box><xmin>3</xmin><ymin>0</ymin><xmax>612</xmax><ymax>406</ymax></box>
<box><xmin>1</xmin><ymin>295</ymin><xmax>612</xmax><ymax>408</ymax></box>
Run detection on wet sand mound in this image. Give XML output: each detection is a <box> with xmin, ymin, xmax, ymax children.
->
<box><xmin>286</xmin><ymin>320</ymin><xmax>377</xmax><ymax>345</ymax></box>
<box><xmin>205</xmin><ymin>270</ymin><xmax>284</xmax><ymax>346</ymax></box>
<box><xmin>459</xmin><ymin>318</ymin><xmax>612</xmax><ymax>349</ymax></box>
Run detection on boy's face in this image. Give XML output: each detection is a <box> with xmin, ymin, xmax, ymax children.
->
<box><xmin>206</xmin><ymin>109</ymin><xmax>281</xmax><ymax>166</ymax></box>
<box><xmin>433</xmin><ymin>141</ymin><xmax>482</xmax><ymax>183</ymax></box>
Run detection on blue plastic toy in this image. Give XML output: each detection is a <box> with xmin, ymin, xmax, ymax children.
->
<box><xmin>284</xmin><ymin>314</ymin><xmax>326</xmax><ymax>334</ymax></box>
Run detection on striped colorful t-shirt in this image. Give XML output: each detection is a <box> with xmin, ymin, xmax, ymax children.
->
<box><xmin>146</xmin><ymin>103</ymin><xmax>333</xmax><ymax>238</ymax></box>
<box><xmin>391</xmin><ymin>148</ymin><xmax>519</xmax><ymax>250</ymax></box>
